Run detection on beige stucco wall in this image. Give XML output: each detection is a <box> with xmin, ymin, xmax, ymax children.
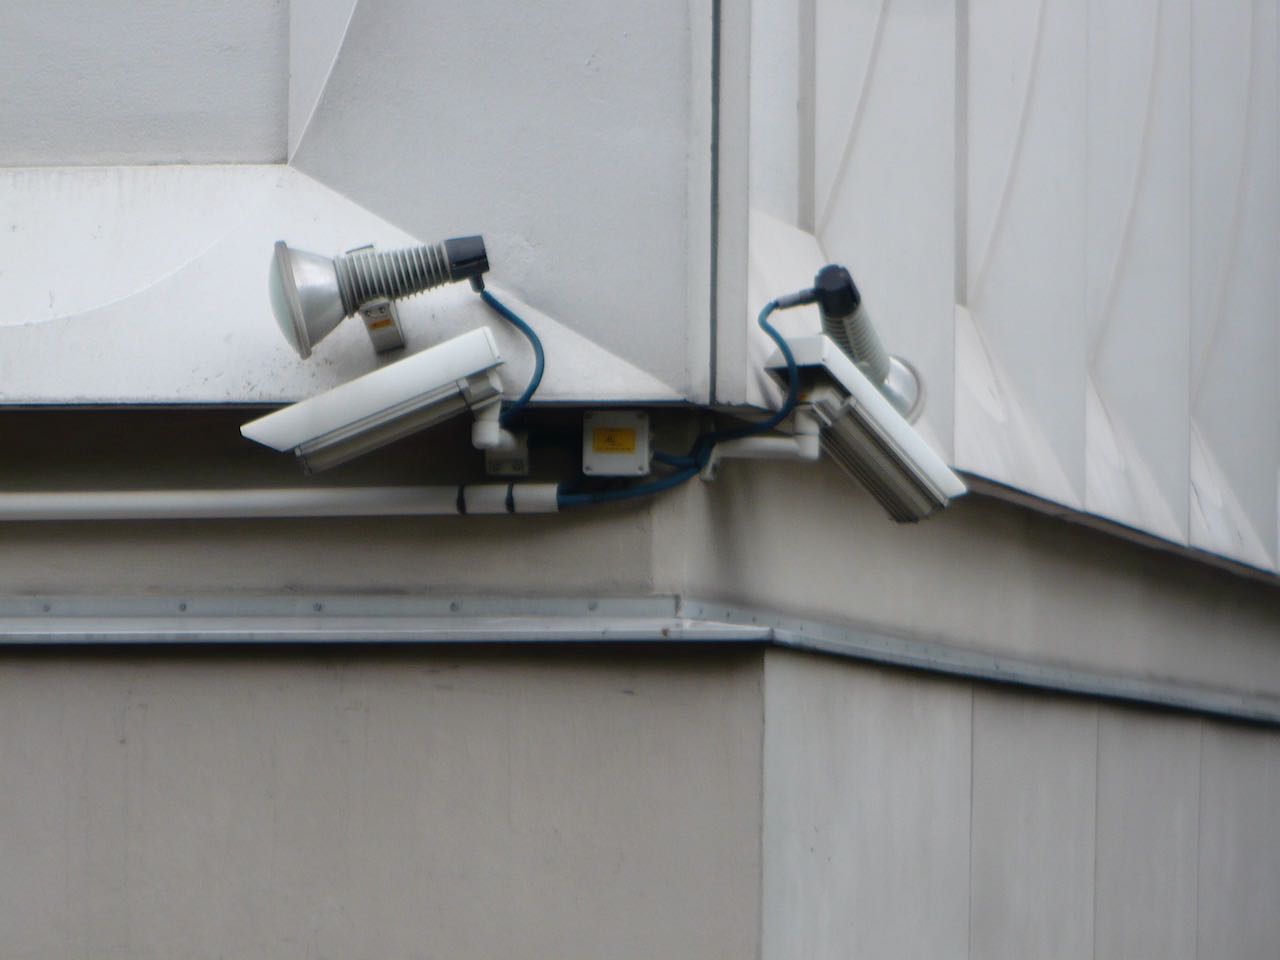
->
<box><xmin>762</xmin><ymin>650</ymin><xmax>1280</xmax><ymax>960</ymax></box>
<box><xmin>0</xmin><ymin>649</ymin><xmax>764</xmax><ymax>960</ymax></box>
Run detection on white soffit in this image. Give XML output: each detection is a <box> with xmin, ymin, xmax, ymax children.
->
<box><xmin>288</xmin><ymin>0</ymin><xmax>360</xmax><ymax>159</ymax></box>
<box><xmin>0</xmin><ymin>0</ymin><xmax>705</xmax><ymax>405</ymax></box>
<box><xmin>289</xmin><ymin>0</ymin><xmax>709</xmax><ymax>396</ymax></box>
<box><xmin>0</xmin><ymin>1</ymin><xmax>288</xmax><ymax>165</ymax></box>
<box><xmin>0</xmin><ymin>166</ymin><xmax>681</xmax><ymax>405</ymax></box>
<box><xmin>0</xmin><ymin>166</ymin><xmax>281</xmax><ymax>328</ymax></box>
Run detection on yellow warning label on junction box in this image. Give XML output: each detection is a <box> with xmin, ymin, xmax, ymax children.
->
<box><xmin>592</xmin><ymin>428</ymin><xmax>637</xmax><ymax>454</ymax></box>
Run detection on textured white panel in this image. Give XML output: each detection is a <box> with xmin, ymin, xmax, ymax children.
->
<box><xmin>0</xmin><ymin>1</ymin><xmax>287</xmax><ymax>164</ymax></box>
<box><xmin>1085</xmin><ymin>0</ymin><xmax>1191</xmax><ymax>542</ymax></box>
<box><xmin>1189</xmin><ymin>0</ymin><xmax>1280</xmax><ymax>570</ymax></box>
<box><xmin>1197</xmin><ymin>722</ymin><xmax>1280</xmax><ymax>958</ymax></box>
<box><xmin>814</xmin><ymin>0</ymin><xmax>956</xmax><ymax>458</ymax></box>
<box><xmin>962</xmin><ymin>0</ymin><xmax>1088</xmax><ymax>505</ymax></box>
<box><xmin>749</xmin><ymin>0</ymin><xmax>802</xmax><ymax>224</ymax></box>
<box><xmin>762</xmin><ymin>653</ymin><xmax>971</xmax><ymax>960</ymax></box>
<box><xmin>0</xmin><ymin>166</ymin><xmax>281</xmax><ymax>328</ymax></box>
<box><xmin>1094</xmin><ymin>708</ymin><xmax>1199</xmax><ymax>960</ymax></box>
<box><xmin>288</xmin><ymin>0</ymin><xmax>360</xmax><ymax>159</ymax></box>
<box><xmin>970</xmin><ymin>689</ymin><xmax>1097</xmax><ymax>960</ymax></box>
<box><xmin>956</xmin><ymin>305</ymin><xmax>1079</xmax><ymax>502</ymax></box>
<box><xmin>813</xmin><ymin>0</ymin><xmax>885</xmax><ymax>216</ymax></box>
<box><xmin>0</xmin><ymin>167</ymin><xmax>682</xmax><ymax>405</ymax></box>
<box><xmin>292</xmin><ymin>0</ymin><xmax>705</xmax><ymax>394</ymax></box>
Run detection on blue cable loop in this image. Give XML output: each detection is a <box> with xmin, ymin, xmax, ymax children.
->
<box><xmin>556</xmin><ymin>465</ymin><xmax>701</xmax><ymax>508</ymax></box>
<box><xmin>652</xmin><ymin>450</ymin><xmax>698</xmax><ymax>468</ymax></box>
<box><xmin>480</xmin><ymin>289</ymin><xmax>545</xmax><ymax>427</ymax></box>
<box><xmin>559</xmin><ymin>299</ymin><xmax>804</xmax><ymax>508</ymax></box>
<box><xmin>696</xmin><ymin>300</ymin><xmax>799</xmax><ymax>451</ymax></box>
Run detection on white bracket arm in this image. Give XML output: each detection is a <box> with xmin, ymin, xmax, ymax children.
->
<box><xmin>470</xmin><ymin>399</ymin><xmax>521</xmax><ymax>453</ymax></box>
<box><xmin>700</xmin><ymin>406</ymin><xmax>821</xmax><ymax>481</ymax></box>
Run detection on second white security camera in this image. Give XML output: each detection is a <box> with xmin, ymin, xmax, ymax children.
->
<box><xmin>765</xmin><ymin>334</ymin><xmax>965</xmax><ymax>522</ymax></box>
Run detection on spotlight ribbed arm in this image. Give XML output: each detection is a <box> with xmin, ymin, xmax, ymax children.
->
<box><xmin>333</xmin><ymin>244</ymin><xmax>454</xmax><ymax>316</ymax></box>
<box><xmin>824</xmin><ymin>304</ymin><xmax>890</xmax><ymax>386</ymax></box>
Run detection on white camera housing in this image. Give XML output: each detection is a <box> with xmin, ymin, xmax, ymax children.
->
<box><xmin>766</xmin><ymin>335</ymin><xmax>966</xmax><ymax>522</ymax></box>
<box><xmin>241</xmin><ymin>327</ymin><xmax>504</xmax><ymax>474</ymax></box>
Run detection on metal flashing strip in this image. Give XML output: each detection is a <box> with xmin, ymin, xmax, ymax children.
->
<box><xmin>678</xmin><ymin>599</ymin><xmax>1280</xmax><ymax>727</ymax></box>
<box><xmin>0</xmin><ymin>594</ymin><xmax>1276</xmax><ymax>726</ymax></box>
<box><xmin>0</xmin><ymin>595</ymin><xmax>766</xmax><ymax>646</ymax></box>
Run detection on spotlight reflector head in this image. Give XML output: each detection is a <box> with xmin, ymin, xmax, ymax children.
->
<box><xmin>268</xmin><ymin>236</ymin><xmax>490</xmax><ymax>359</ymax></box>
<box><xmin>269</xmin><ymin>241</ymin><xmax>346</xmax><ymax>360</ymax></box>
<box><xmin>241</xmin><ymin>327</ymin><xmax>504</xmax><ymax>474</ymax></box>
<box><xmin>766</xmin><ymin>335</ymin><xmax>966</xmax><ymax>522</ymax></box>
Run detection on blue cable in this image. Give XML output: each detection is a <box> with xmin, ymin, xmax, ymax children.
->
<box><xmin>698</xmin><ymin>300</ymin><xmax>799</xmax><ymax>449</ymax></box>
<box><xmin>652</xmin><ymin>450</ymin><xmax>698</xmax><ymax>468</ymax></box>
<box><xmin>560</xmin><ymin>298</ymin><xmax>805</xmax><ymax>508</ymax></box>
<box><xmin>650</xmin><ymin>299</ymin><xmax>801</xmax><ymax>469</ymax></box>
<box><xmin>556</xmin><ymin>465</ymin><xmax>701</xmax><ymax>509</ymax></box>
<box><xmin>480</xmin><ymin>289</ymin><xmax>545</xmax><ymax>427</ymax></box>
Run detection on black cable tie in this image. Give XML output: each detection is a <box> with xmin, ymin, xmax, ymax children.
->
<box><xmin>505</xmin><ymin>484</ymin><xmax>516</xmax><ymax>514</ymax></box>
<box><xmin>455</xmin><ymin>485</ymin><xmax>467</xmax><ymax>516</ymax></box>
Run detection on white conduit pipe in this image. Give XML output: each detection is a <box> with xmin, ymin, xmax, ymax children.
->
<box><xmin>0</xmin><ymin>485</ymin><xmax>561</xmax><ymax>521</ymax></box>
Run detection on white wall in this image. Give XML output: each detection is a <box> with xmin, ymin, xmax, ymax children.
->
<box><xmin>747</xmin><ymin>0</ymin><xmax>1280</xmax><ymax>576</ymax></box>
<box><xmin>0</xmin><ymin>1</ymin><xmax>288</xmax><ymax>164</ymax></box>
<box><xmin>0</xmin><ymin>0</ymin><xmax>713</xmax><ymax>401</ymax></box>
<box><xmin>3</xmin><ymin>0</ymin><xmax>1278</xmax><ymax>578</ymax></box>
<box><xmin>290</xmin><ymin>0</ymin><xmax>714</xmax><ymax>396</ymax></box>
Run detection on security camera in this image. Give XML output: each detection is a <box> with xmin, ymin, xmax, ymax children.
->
<box><xmin>241</xmin><ymin>327</ymin><xmax>504</xmax><ymax>474</ymax></box>
<box><xmin>765</xmin><ymin>334</ymin><xmax>966</xmax><ymax>522</ymax></box>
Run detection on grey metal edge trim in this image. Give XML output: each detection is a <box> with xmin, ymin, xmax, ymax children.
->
<box><xmin>0</xmin><ymin>595</ymin><xmax>768</xmax><ymax>646</ymax></box>
<box><xmin>0</xmin><ymin>594</ymin><xmax>1276</xmax><ymax>726</ymax></box>
<box><xmin>679</xmin><ymin>599</ymin><xmax>1280</xmax><ymax>727</ymax></box>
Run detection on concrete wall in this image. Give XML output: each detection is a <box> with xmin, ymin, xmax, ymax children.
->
<box><xmin>0</xmin><ymin>649</ymin><xmax>763</xmax><ymax>960</ymax></box>
<box><xmin>661</xmin><ymin>456</ymin><xmax>1280</xmax><ymax>701</ymax></box>
<box><xmin>3</xmin><ymin>410</ymin><xmax>1280</xmax><ymax>702</ymax></box>
<box><xmin>763</xmin><ymin>650</ymin><xmax>1280</xmax><ymax>960</ymax></box>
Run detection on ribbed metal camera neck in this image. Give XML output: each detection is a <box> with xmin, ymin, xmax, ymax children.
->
<box><xmin>823</xmin><ymin>303</ymin><xmax>890</xmax><ymax>386</ymax></box>
<box><xmin>334</xmin><ymin>244</ymin><xmax>453</xmax><ymax>316</ymax></box>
